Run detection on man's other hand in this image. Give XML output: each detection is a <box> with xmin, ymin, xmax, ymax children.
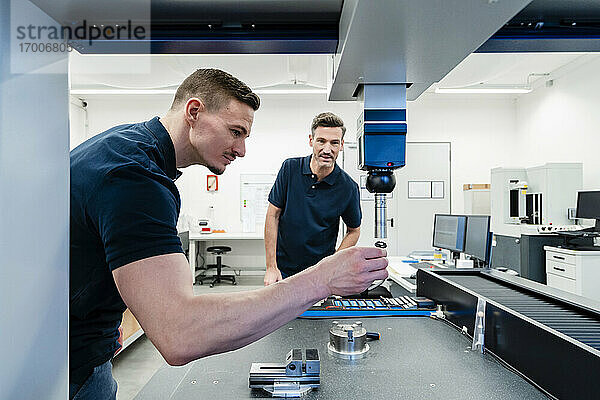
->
<box><xmin>264</xmin><ymin>267</ymin><xmax>283</xmax><ymax>286</ymax></box>
<box><xmin>314</xmin><ymin>247</ymin><xmax>388</xmax><ymax>296</ymax></box>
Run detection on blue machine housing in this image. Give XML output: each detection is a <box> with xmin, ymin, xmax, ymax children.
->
<box><xmin>357</xmin><ymin>109</ymin><xmax>407</xmax><ymax>170</ymax></box>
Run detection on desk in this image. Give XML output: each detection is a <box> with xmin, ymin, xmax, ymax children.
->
<box><xmin>135</xmin><ymin>317</ymin><xmax>546</xmax><ymax>400</ymax></box>
<box><xmin>188</xmin><ymin>232</ymin><xmax>264</xmax><ymax>282</ymax></box>
<box><xmin>386</xmin><ymin>256</ymin><xmax>419</xmax><ymax>292</ymax></box>
<box><xmin>387</xmin><ymin>256</ymin><xmax>449</xmax><ymax>293</ymax></box>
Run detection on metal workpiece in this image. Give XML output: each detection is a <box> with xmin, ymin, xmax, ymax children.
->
<box><xmin>249</xmin><ymin>348</ymin><xmax>320</xmax><ymax>398</ymax></box>
<box><xmin>327</xmin><ymin>321</ymin><xmax>370</xmax><ymax>359</ymax></box>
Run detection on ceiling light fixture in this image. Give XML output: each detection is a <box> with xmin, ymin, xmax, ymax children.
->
<box><xmin>70</xmin><ymin>85</ymin><xmax>328</xmax><ymax>96</ymax></box>
<box><xmin>70</xmin><ymin>89</ymin><xmax>176</xmax><ymax>95</ymax></box>
<box><xmin>253</xmin><ymin>88</ymin><xmax>328</xmax><ymax>95</ymax></box>
<box><xmin>435</xmin><ymin>85</ymin><xmax>532</xmax><ymax>94</ymax></box>
<box><xmin>252</xmin><ymin>81</ymin><xmax>327</xmax><ymax>95</ymax></box>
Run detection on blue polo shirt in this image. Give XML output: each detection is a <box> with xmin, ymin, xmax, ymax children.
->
<box><xmin>268</xmin><ymin>155</ymin><xmax>361</xmax><ymax>276</ymax></box>
<box><xmin>70</xmin><ymin>117</ymin><xmax>183</xmax><ymax>385</ymax></box>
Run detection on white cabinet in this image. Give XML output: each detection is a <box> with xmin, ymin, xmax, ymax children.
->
<box><xmin>544</xmin><ymin>246</ymin><xmax>600</xmax><ymax>302</ymax></box>
<box><xmin>491</xmin><ymin>164</ymin><xmax>582</xmax><ymax>237</ymax></box>
<box><xmin>527</xmin><ymin>163</ymin><xmax>582</xmax><ymax>226</ymax></box>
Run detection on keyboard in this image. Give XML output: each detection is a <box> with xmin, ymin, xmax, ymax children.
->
<box><xmin>299</xmin><ymin>296</ymin><xmax>436</xmax><ymax>318</ymax></box>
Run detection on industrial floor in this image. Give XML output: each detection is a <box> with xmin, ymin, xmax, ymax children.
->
<box><xmin>112</xmin><ymin>273</ymin><xmax>264</xmax><ymax>400</ymax></box>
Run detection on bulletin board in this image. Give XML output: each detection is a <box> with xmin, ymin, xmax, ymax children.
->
<box><xmin>240</xmin><ymin>174</ymin><xmax>276</xmax><ymax>232</ymax></box>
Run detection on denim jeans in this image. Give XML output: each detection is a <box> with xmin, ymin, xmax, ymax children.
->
<box><xmin>69</xmin><ymin>360</ymin><xmax>117</xmax><ymax>400</ymax></box>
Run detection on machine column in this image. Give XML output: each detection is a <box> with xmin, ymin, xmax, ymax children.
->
<box><xmin>357</xmin><ymin>84</ymin><xmax>408</xmax><ymax>245</ymax></box>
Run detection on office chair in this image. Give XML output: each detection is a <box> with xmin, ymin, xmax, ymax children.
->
<box><xmin>197</xmin><ymin>246</ymin><xmax>237</xmax><ymax>287</ymax></box>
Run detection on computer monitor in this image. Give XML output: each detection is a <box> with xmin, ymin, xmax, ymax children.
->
<box><xmin>432</xmin><ymin>214</ymin><xmax>467</xmax><ymax>253</ymax></box>
<box><xmin>464</xmin><ymin>215</ymin><xmax>491</xmax><ymax>263</ymax></box>
<box><xmin>576</xmin><ymin>190</ymin><xmax>600</xmax><ymax>231</ymax></box>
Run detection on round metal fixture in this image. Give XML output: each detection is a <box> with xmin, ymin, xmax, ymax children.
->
<box><xmin>327</xmin><ymin>321</ymin><xmax>370</xmax><ymax>359</ymax></box>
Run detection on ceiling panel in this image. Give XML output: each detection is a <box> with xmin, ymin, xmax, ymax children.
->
<box><xmin>433</xmin><ymin>53</ymin><xmax>585</xmax><ymax>89</ymax></box>
<box><xmin>69</xmin><ymin>53</ymin><xmax>329</xmax><ymax>91</ymax></box>
<box><xmin>31</xmin><ymin>0</ymin><xmax>343</xmax><ymax>24</ymax></box>
<box><xmin>330</xmin><ymin>0</ymin><xmax>532</xmax><ymax>101</ymax></box>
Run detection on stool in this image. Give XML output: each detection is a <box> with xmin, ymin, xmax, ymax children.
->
<box><xmin>197</xmin><ymin>246</ymin><xmax>237</xmax><ymax>287</ymax></box>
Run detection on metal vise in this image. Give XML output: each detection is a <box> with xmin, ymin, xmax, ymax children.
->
<box><xmin>249</xmin><ymin>348</ymin><xmax>320</xmax><ymax>398</ymax></box>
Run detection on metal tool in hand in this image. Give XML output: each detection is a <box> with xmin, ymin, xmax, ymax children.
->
<box><xmin>249</xmin><ymin>348</ymin><xmax>320</xmax><ymax>398</ymax></box>
<box><xmin>367</xmin><ymin>241</ymin><xmax>387</xmax><ymax>291</ymax></box>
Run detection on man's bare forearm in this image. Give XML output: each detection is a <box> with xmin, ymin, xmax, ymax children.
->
<box><xmin>115</xmin><ymin>246</ymin><xmax>387</xmax><ymax>368</ymax></box>
<box><xmin>337</xmin><ymin>227</ymin><xmax>360</xmax><ymax>252</ymax></box>
<box><xmin>175</xmin><ymin>266</ymin><xmax>326</xmax><ymax>364</ymax></box>
<box><xmin>264</xmin><ymin>205</ymin><xmax>280</xmax><ymax>269</ymax></box>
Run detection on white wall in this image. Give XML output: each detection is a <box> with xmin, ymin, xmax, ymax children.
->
<box><xmin>407</xmin><ymin>95</ymin><xmax>518</xmax><ymax>213</ymax></box>
<box><xmin>69</xmin><ymin>98</ymin><xmax>88</xmax><ymax>150</ymax></box>
<box><xmin>77</xmin><ymin>93</ymin><xmax>360</xmax><ymax>233</ymax></box>
<box><xmin>515</xmin><ymin>55</ymin><xmax>600</xmax><ymax>189</ymax></box>
<box><xmin>75</xmin><ymin>92</ymin><xmax>518</xmax><ymax>232</ymax></box>
<box><xmin>181</xmin><ymin>94</ymin><xmax>360</xmax><ymax>232</ymax></box>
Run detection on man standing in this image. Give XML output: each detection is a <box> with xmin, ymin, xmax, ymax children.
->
<box><xmin>264</xmin><ymin>113</ymin><xmax>361</xmax><ymax>285</ymax></box>
<box><xmin>70</xmin><ymin>70</ymin><xmax>386</xmax><ymax>400</ymax></box>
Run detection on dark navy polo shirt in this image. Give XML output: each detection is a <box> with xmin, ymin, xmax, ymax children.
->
<box><xmin>268</xmin><ymin>155</ymin><xmax>361</xmax><ymax>276</ymax></box>
<box><xmin>70</xmin><ymin>117</ymin><xmax>183</xmax><ymax>384</ymax></box>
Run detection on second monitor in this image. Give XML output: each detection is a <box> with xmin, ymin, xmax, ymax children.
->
<box><xmin>433</xmin><ymin>214</ymin><xmax>492</xmax><ymax>266</ymax></box>
<box><xmin>576</xmin><ymin>190</ymin><xmax>600</xmax><ymax>231</ymax></box>
<box><xmin>464</xmin><ymin>215</ymin><xmax>492</xmax><ymax>264</ymax></box>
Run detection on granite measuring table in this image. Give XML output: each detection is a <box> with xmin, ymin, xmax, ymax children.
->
<box><xmin>135</xmin><ymin>316</ymin><xmax>547</xmax><ymax>399</ymax></box>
